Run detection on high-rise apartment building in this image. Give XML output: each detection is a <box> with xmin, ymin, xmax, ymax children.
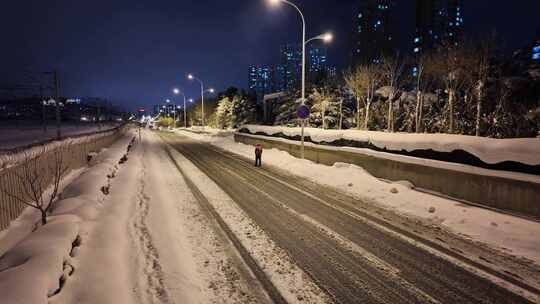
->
<box><xmin>249</xmin><ymin>44</ymin><xmax>335</xmax><ymax>98</ymax></box>
<box><xmin>353</xmin><ymin>0</ymin><xmax>395</xmax><ymax>66</ymax></box>
<box><xmin>248</xmin><ymin>65</ymin><xmax>275</xmax><ymax>101</ymax></box>
<box><xmin>413</xmin><ymin>0</ymin><xmax>464</xmax><ymax>55</ymax></box>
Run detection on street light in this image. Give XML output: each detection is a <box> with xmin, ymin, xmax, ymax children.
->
<box><xmin>188</xmin><ymin>73</ymin><xmax>210</xmax><ymax>127</ymax></box>
<box><xmin>173</xmin><ymin>87</ymin><xmax>188</xmax><ymax>128</ymax></box>
<box><xmin>268</xmin><ymin>0</ymin><xmax>333</xmax><ymax>159</ymax></box>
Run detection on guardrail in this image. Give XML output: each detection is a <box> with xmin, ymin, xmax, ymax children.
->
<box><xmin>235</xmin><ymin>133</ymin><xmax>540</xmax><ymax>220</ymax></box>
<box><xmin>0</xmin><ymin>125</ymin><xmax>127</xmax><ymax>231</ymax></box>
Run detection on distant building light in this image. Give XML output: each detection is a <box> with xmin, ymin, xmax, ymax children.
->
<box><xmin>414</xmin><ymin>47</ymin><xmax>420</xmax><ymax>53</ymax></box>
<box><xmin>533</xmin><ymin>45</ymin><xmax>540</xmax><ymax>53</ymax></box>
<box><xmin>533</xmin><ymin>53</ymin><xmax>540</xmax><ymax>60</ymax></box>
<box><xmin>414</xmin><ymin>37</ymin><xmax>421</xmax><ymax>43</ymax></box>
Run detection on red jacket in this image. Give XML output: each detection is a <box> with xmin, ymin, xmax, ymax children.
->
<box><xmin>255</xmin><ymin>144</ymin><xmax>263</xmax><ymax>157</ymax></box>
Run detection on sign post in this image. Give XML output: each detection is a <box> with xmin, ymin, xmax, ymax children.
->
<box><xmin>297</xmin><ymin>104</ymin><xmax>310</xmax><ymax>159</ymax></box>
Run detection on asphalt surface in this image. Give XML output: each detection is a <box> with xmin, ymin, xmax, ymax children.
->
<box><xmin>161</xmin><ymin>132</ymin><xmax>535</xmax><ymax>304</ymax></box>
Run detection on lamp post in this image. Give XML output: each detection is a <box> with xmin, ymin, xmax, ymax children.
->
<box><xmin>268</xmin><ymin>0</ymin><xmax>333</xmax><ymax>159</ymax></box>
<box><xmin>173</xmin><ymin>88</ymin><xmax>187</xmax><ymax>128</ymax></box>
<box><xmin>188</xmin><ymin>74</ymin><xmax>211</xmax><ymax>127</ymax></box>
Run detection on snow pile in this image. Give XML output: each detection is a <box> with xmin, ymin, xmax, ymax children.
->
<box><xmin>176</xmin><ymin>128</ymin><xmax>540</xmax><ymax>265</ymax></box>
<box><xmin>241</xmin><ymin>125</ymin><xmax>540</xmax><ymax>166</ymax></box>
<box><xmin>0</xmin><ymin>132</ymin><xmax>133</xmax><ymax>304</ymax></box>
<box><xmin>0</xmin><ymin>215</ymin><xmax>80</xmax><ymax>304</ymax></box>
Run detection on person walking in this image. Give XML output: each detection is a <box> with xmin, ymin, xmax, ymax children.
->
<box><xmin>254</xmin><ymin>144</ymin><xmax>263</xmax><ymax>167</ymax></box>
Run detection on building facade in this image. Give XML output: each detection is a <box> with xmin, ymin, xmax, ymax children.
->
<box><xmin>353</xmin><ymin>0</ymin><xmax>395</xmax><ymax>66</ymax></box>
<box><xmin>248</xmin><ymin>65</ymin><xmax>275</xmax><ymax>102</ymax></box>
<box><xmin>413</xmin><ymin>0</ymin><xmax>464</xmax><ymax>55</ymax></box>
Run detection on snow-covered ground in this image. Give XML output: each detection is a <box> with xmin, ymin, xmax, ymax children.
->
<box><xmin>241</xmin><ymin>125</ymin><xmax>540</xmax><ymax>166</ymax></box>
<box><xmin>0</xmin><ymin>131</ymin><xmax>133</xmax><ymax>304</ymax></box>
<box><xmin>0</xmin><ymin>123</ymin><xmax>121</xmax><ymax>151</ymax></box>
<box><xmin>0</xmin><ymin>129</ymin><xmax>333</xmax><ymax>304</ymax></box>
<box><xmin>175</xmin><ymin>128</ymin><xmax>540</xmax><ymax>265</ymax></box>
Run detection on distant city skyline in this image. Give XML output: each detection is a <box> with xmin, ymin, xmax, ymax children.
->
<box><xmin>1</xmin><ymin>1</ymin><xmax>539</xmax><ymax>111</ymax></box>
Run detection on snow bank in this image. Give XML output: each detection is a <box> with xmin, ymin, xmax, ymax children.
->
<box><xmin>0</xmin><ymin>215</ymin><xmax>80</xmax><ymax>304</ymax></box>
<box><xmin>241</xmin><ymin>125</ymin><xmax>540</xmax><ymax>166</ymax></box>
<box><xmin>0</xmin><ymin>132</ymin><xmax>133</xmax><ymax>304</ymax></box>
<box><xmin>176</xmin><ymin>128</ymin><xmax>540</xmax><ymax>265</ymax></box>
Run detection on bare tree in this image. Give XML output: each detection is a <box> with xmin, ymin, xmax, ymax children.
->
<box><xmin>344</xmin><ymin>64</ymin><xmax>381</xmax><ymax>130</ymax></box>
<box><xmin>413</xmin><ymin>52</ymin><xmax>436</xmax><ymax>133</ymax></box>
<box><xmin>473</xmin><ymin>38</ymin><xmax>493</xmax><ymax>136</ymax></box>
<box><xmin>432</xmin><ymin>41</ymin><xmax>473</xmax><ymax>133</ymax></box>
<box><xmin>1</xmin><ymin>145</ymin><xmax>69</xmax><ymax>226</ymax></box>
<box><xmin>381</xmin><ymin>55</ymin><xmax>404</xmax><ymax>132</ymax></box>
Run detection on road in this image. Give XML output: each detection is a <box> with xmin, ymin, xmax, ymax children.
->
<box><xmin>160</xmin><ymin>132</ymin><xmax>536</xmax><ymax>304</ymax></box>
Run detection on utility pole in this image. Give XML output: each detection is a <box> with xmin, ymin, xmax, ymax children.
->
<box><xmin>54</xmin><ymin>70</ymin><xmax>61</xmax><ymax>139</ymax></box>
<box><xmin>40</xmin><ymin>86</ymin><xmax>47</xmax><ymax>133</ymax></box>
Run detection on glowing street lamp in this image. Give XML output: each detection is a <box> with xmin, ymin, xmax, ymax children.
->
<box><xmin>173</xmin><ymin>88</ymin><xmax>188</xmax><ymax>128</ymax></box>
<box><xmin>188</xmin><ymin>74</ymin><xmax>212</xmax><ymax>127</ymax></box>
<box><xmin>267</xmin><ymin>0</ymin><xmax>333</xmax><ymax>159</ymax></box>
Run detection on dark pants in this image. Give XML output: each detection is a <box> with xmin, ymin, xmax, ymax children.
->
<box><xmin>255</xmin><ymin>156</ymin><xmax>262</xmax><ymax>167</ymax></box>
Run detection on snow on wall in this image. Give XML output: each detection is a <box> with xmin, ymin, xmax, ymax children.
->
<box><xmin>242</xmin><ymin>125</ymin><xmax>540</xmax><ymax>166</ymax></box>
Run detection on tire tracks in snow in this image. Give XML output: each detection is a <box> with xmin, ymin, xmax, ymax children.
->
<box><xmin>130</xmin><ymin>143</ymin><xmax>171</xmax><ymax>304</ymax></box>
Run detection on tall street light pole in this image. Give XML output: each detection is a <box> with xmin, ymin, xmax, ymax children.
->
<box><xmin>268</xmin><ymin>0</ymin><xmax>333</xmax><ymax>159</ymax></box>
<box><xmin>173</xmin><ymin>88</ymin><xmax>187</xmax><ymax>128</ymax></box>
<box><xmin>188</xmin><ymin>74</ymin><xmax>206</xmax><ymax>127</ymax></box>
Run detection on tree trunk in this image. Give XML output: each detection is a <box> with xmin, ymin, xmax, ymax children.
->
<box><xmin>364</xmin><ymin>101</ymin><xmax>371</xmax><ymax>130</ymax></box>
<box><xmin>41</xmin><ymin>210</ymin><xmax>47</xmax><ymax>225</ymax></box>
<box><xmin>339</xmin><ymin>100</ymin><xmax>343</xmax><ymax>130</ymax></box>
<box><xmin>356</xmin><ymin>98</ymin><xmax>362</xmax><ymax>130</ymax></box>
<box><xmin>322</xmin><ymin>103</ymin><xmax>326</xmax><ymax>129</ymax></box>
<box><xmin>387</xmin><ymin>92</ymin><xmax>395</xmax><ymax>132</ymax></box>
<box><xmin>448</xmin><ymin>89</ymin><xmax>455</xmax><ymax>133</ymax></box>
<box><xmin>475</xmin><ymin>82</ymin><xmax>484</xmax><ymax>136</ymax></box>
<box><xmin>414</xmin><ymin>90</ymin><xmax>424</xmax><ymax>133</ymax></box>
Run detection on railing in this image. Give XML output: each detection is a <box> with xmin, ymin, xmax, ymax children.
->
<box><xmin>0</xmin><ymin>125</ymin><xmax>127</xmax><ymax>231</ymax></box>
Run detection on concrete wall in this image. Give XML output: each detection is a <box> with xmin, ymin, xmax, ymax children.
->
<box><xmin>235</xmin><ymin>133</ymin><xmax>540</xmax><ymax>219</ymax></box>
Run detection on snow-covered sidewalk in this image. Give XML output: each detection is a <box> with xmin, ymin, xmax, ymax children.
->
<box><xmin>50</xmin><ymin>130</ymin><xmax>269</xmax><ymax>304</ymax></box>
<box><xmin>174</xmin><ymin>128</ymin><xmax>540</xmax><ymax>266</ymax></box>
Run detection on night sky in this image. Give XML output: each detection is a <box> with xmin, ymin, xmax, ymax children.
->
<box><xmin>1</xmin><ymin>0</ymin><xmax>539</xmax><ymax>111</ymax></box>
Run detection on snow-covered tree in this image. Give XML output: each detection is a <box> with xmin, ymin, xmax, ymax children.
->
<box><xmin>214</xmin><ymin>97</ymin><xmax>233</xmax><ymax>129</ymax></box>
<box><xmin>381</xmin><ymin>55</ymin><xmax>404</xmax><ymax>132</ymax></box>
<box><xmin>344</xmin><ymin>64</ymin><xmax>382</xmax><ymax>130</ymax></box>
<box><xmin>431</xmin><ymin>41</ymin><xmax>474</xmax><ymax>133</ymax></box>
<box><xmin>230</xmin><ymin>95</ymin><xmax>256</xmax><ymax>128</ymax></box>
<box><xmin>274</xmin><ymin>92</ymin><xmax>302</xmax><ymax>127</ymax></box>
<box><xmin>309</xmin><ymin>88</ymin><xmax>339</xmax><ymax>129</ymax></box>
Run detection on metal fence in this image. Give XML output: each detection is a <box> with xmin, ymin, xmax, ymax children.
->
<box><xmin>0</xmin><ymin>126</ymin><xmax>126</xmax><ymax>231</ymax></box>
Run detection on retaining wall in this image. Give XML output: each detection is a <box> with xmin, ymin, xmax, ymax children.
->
<box><xmin>235</xmin><ymin>133</ymin><xmax>540</xmax><ymax>219</ymax></box>
<box><xmin>0</xmin><ymin>126</ymin><xmax>127</xmax><ymax>231</ymax></box>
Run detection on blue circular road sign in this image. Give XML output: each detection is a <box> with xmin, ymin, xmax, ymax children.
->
<box><xmin>297</xmin><ymin>104</ymin><xmax>310</xmax><ymax>120</ymax></box>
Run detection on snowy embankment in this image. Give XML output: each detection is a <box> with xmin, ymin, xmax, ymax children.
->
<box><xmin>175</xmin><ymin>128</ymin><xmax>540</xmax><ymax>265</ymax></box>
<box><xmin>241</xmin><ymin>125</ymin><xmax>540</xmax><ymax>167</ymax></box>
<box><xmin>0</xmin><ymin>132</ymin><xmax>134</xmax><ymax>304</ymax></box>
